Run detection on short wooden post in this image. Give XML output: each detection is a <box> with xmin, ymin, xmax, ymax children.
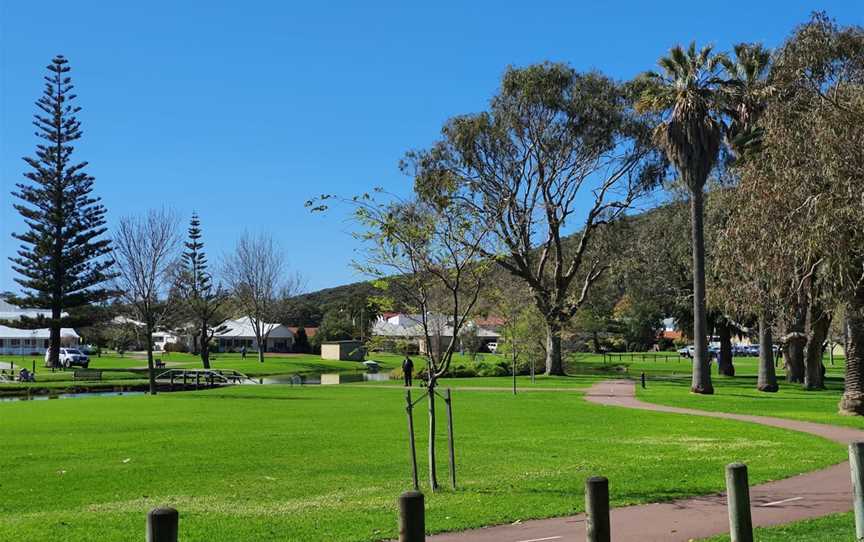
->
<box><xmin>725</xmin><ymin>463</ymin><xmax>753</xmax><ymax>542</ymax></box>
<box><xmin>398</xmin><ymin>490</ymin><xmax>425</xmax><ymax>542</ymax></box>
<box><xmin>405</xmin><ymin>389</ymin><xmax>419</xmax><ymax>491</ymax></box>
<box><xmin>147</xmin><ymin>507</ymin><xmax>178</xmax><ymax>542</ymax></box>
<box><xmin>640</xmin><ymin>372</ymin><xmax>646</xmax><ymax>389</ymax></box>
<box><xmin>445</xmin><ymin>388</ymin><xmax>456</xmax><ymax>490</ymax></box>
<box><xmin>585</xmin><ymin>476</ymin><xmax>610</xmax><ymax>542</ymax></box>
<box><xmin>195</xmin><ymin>373</ymin><xmax>200</xmax><ymax>389</ymax></box>
<box><xmin>850</xmin><ymin>442</ymin><xmax>864</xmax><ymax>540</ymax></box>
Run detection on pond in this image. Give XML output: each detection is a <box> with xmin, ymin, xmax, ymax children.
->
<box><xmin>0</xmin><ymin>391</ymin><xmax>145</xmax><ymax>402</ymax></box>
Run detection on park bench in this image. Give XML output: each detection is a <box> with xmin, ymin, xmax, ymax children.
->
<box><xmin>155</xmin><ymin>360</ymin><xmax>166</xmax><ymax>369</ymax></box>
<box><xmin>73</xmin><ymin>369</ymin><xmax>103</xmax><ymax>381</ymax></box>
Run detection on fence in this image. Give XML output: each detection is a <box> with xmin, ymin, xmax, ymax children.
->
<box><xmin>144</xmin><ymin>441</ymin><xmax>864</xmax><ymax>541</ymax></box>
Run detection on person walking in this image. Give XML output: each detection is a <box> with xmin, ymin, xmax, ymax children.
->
<box><xmin>240</xmin><ymin>345</ymin><xmax>247</xmax><ymax>360</ymax></box>
<box><xmin>402</xmin><ymin>356</ymin><xmax>414</xmax><ymax>387</ymax></box>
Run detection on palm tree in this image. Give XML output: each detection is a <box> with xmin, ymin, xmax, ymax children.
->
<box><xmin>638</xmin><ymin>43</ymin><xmax>725</xmax><ymax>394</ymax></box>
<box><xmin>720</xmin><ymin>43</ymin><xmax>779</xmax><ymax>392</ymax></box>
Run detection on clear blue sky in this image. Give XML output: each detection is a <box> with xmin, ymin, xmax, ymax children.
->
<box><xmin>1</xmin><ymin>1</ymin><xmax>861</xmax><ymax>294</ymax></box>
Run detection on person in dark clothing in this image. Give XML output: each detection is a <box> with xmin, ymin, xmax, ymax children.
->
<box><xmin>240</xmin><ymin>345</ymin><xmax>247</xmax><ymax>359</ymax></box>
<box><xmin>402</xmin><ymin>356</ymin><xmax>414</xmax><ymax>387</ymax></box>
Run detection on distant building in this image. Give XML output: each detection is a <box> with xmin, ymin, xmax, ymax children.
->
<box><xmin>371</xmin><ymin>312</ymin><xmax>501</xmax><ymax>353</ymax></box>
<box><xmin>214</xmin><ymin>317</ymin><xmax>295</xmax><ymax>353</ymax></box>
<box><xmin>0</xmin><ymin>299</ymin><xmax>79</xmax><ymax>355</ymax></box>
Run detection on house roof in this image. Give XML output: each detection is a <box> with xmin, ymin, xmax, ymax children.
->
<box><xmin>475</xmin><ymin>316</ymin><xmax>506</xmax><ymax>328</ymax></box>
<box><xmin>216</xmin><ymin>317</ymin><xmax>294</xmax><ymax>339</ymax></box>
<box><xmin>0</xmin><ymin>299</ymin><xmax>68</xmax><ymax>321</ymax></box>
<box><xmin>0</xmin><ymin>326</ymin><xmax>79</xmax><ymax>339</ymax></box>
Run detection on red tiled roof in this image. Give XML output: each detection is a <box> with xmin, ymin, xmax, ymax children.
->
<box><xmin>475</xmin><ymin>316</ymin><xmax>506</xmax><ymax>328</ymax></box>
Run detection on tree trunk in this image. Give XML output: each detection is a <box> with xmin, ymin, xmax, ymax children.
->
<box><xmin>200</xmin><ymin>326</ymin><xmax>211</xmax><ymax>370</ymax></box>
<box><xmin>840</xmin><ymin>287</ymin><xmax>864</xmax><ymax>415</ymax></box>
<box><xmin>592</xmin><ymin>331</ymin><xmax>601</xmax><ymax>354</ymax></box>
<box><xmin>804</xmin><ymin>305</ymin><xmax>830</xmax><ymax>390</ymax></box>
<box><xmin>545</xmin><ymin>320</ymin><xmax>564</xmax><ymax>376</ymax></box>
<box><xmin>757</xmin><ymin>311</ymin><xmax>779</xmax><ymax>392</ymax></box>
<box><xmin>689</xmin><ymin>190</ymin><xmax>713</xmax><ymax>394</ymax></box>
<box><xmin>146</xmin><ymin>324</ymin><xmax>157</xmax><ymax>395</ymax></box>
<box><xmin>717</xmin><ymin>320</ymin><xmax>735</xmax><ymax>377</ymax></box>
<box><xmin>257</xmin><ymin>335</ymin><xmax>266</xmax><ymax>364</ymax></box>
<box><xmin>784</xmin><ymin>288</ymin><xmax>808</xmax><ymax>383</ymax></box>
<box><xmin>427</xmin><ymin>378</ymin><xmax>439</xmax><ymax>490</ymax></box>
<box><xmin>49</xmin><ymin>306</ymin><xmax>61</xmax><ymax>368</ymax></box>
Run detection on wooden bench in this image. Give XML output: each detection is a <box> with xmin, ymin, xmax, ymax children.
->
<box><xmin>155</xmin><ymin>360</ymin><xmax>166</xmax><ymax>369</ymax></box>
<box><xmin>73</xmin><ymin>369</ymin><xmax>103</xmax><ymax>381</ymax></box>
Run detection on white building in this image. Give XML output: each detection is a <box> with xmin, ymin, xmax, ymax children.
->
<box><xmin>214</xmin><ymin>317</ymin><xmax>295</xmax><ymax>353</ymax></box>
<box><xmin>0</xmin><ymin>299</ymin><xmax>79</xmax><ymax>355</ymax></box>
<box><xmin>371</xmin><ymin>312</ymin><xmax>501</xmax><ymax>353</ymax></box>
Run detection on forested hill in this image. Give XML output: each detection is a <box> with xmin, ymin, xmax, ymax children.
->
<box><xmin>284</xmin><ymin>196</ymin><xmax>705</xmax><ymax>328</ymax></box>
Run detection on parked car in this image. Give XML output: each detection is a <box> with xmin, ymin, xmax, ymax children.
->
<box><xmin>678</xmin><ymin>345</ymin><xmax>695</xmax><ymax>358</ymax></box>
<box><xmin>486</xmin><ymin>342</ymin><xmax>498</xmax><ymax>354</ymax></box>
<box><xmin>44</xmin><ymin>347</ymin><xmax>90</xmax><ymax>368</ymax></box>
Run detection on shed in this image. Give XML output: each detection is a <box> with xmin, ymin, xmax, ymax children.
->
<box><xmin>321</xmin><ymin>340</ymin><xmax>365</xmax><ymax>361</ymax></box>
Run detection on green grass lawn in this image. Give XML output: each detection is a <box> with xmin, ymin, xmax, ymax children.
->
<box><xmin>702</xmin><ymin>512</ymin><xmax>856</xmax><ymax>541</ymax></box>
<box><xmin>0</xmin><ymin>385</ymin><xmax>846</xmax><ymax>541</ymax></box>
<box><xmin>636</xmin><ymin>374</ymin><xmax>864</xmax><ymax>429</ymax></box>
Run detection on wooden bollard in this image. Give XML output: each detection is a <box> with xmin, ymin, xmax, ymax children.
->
<box><xmin>850</xmin><ymin>442</ymin><xmax>864</xmax><ymax>540</ymax></box>
<box><xmin>725</xmin><ymin>463</ymin><xmax>753</xmax><ymax>542</ymax></box>
<box><xmin>147</xmin><ymin>507</ymin><xmax>178</xmax><ymax>542</ymax></box>
<box><xmin>398</xmin><ymin>490</ymin><xmax>425</xmax><ymax>542</ymax></box>
<box><xmin>585</xmin><ymin>476</ymin><xmax>610</xmax><ymax>542</ymax></box>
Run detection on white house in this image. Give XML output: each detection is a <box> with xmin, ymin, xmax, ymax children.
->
<box><xmin>0</xmin><ymin>299</ymin><xmax>79</xmax><ymax>355</ymax></box>
<box><xmin>110</xmin><ymin>316</ymin><xmax>181</xmax><ymax>352</ymax></box>
<box><xmin>214</xmin><ymin>317</ymin><xmax>294</xmax><ymax>353</ymax></box>
<box><xmin>371</xmin><ymin>312</ymin><xmax>501</xmax><ymax>353</ymax></box>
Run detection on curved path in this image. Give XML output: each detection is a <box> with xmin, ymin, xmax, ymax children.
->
<box><xmin>429</xmin><ymin>379</ymin><xmax>864</xmax><ymax>542</ymax></box>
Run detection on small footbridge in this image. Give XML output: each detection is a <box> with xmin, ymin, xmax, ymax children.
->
<box><xmin>154</xmin><ymin>368</ymin><xmax>260</xmax><ymax>388</ymax></box>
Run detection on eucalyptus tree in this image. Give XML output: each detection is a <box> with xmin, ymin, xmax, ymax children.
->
<box><xmin>174</xmin><ymin>213</ymin><xmax>228</xmax><ymax>369</ymax></box>
<box><xmin>739</xmin><ymin>14</ymin><xmax>864</xmax><ymax>409</ymax></box>
<box><xmin>112</xmin><ymin>209</ymin><xmax>181</xmax><ymax>395</ymax></box>
<box><xmin>9</xmin><ymin>55</ymin><xmax>115</xmax><ymax>367</ymax></box>
<box><xmin>408</xmin><ymin>63</ymin><xmax>664</xmax><ymax>375</ymax></box>
<box><xmin>638</xmin><ymin>43</ymin><xmax>726</xmax><ymax>394</ymax></box>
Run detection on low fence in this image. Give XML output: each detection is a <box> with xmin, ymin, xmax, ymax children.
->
<box><xmin>142</xmin><ymin>440</ymin><xmax>864</xmax><ymax>541</ymax></box>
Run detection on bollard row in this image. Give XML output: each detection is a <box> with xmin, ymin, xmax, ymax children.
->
<box><xmin>145</xmin><ymin>449</ymin><xmax>864</xmax><ymax>542</ymax></box>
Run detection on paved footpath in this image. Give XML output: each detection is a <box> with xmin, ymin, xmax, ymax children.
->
<box><xmin>428</xmin><ymin>379</ymin><xmax>864</xmax><ymax>542</ymax></box>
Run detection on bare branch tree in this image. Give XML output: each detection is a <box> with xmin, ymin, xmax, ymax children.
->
<box><xmin>222</xmin><ymin>232</ymin><xmax>300</xmax><ymax>363</ymax></box>
<box><xmin>111</xmin><ymin>209</ymin><xmax>180</xmax><ymax>395</ymax></box>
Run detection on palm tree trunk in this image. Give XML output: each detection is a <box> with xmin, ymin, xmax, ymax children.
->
<box><xmin>544</xmin><ymin>320</ymin><xmax>564</xmax><ymax>376</ymax></box>
<box><xmin>840</xmin><ymin>287</ymin><xmax>864</xmax><ymax>415</ymax></box>
<box><xmin>690</xmin><ymin>190</ymin><xmax>713</xmax><ymax>394</ymax></box>
<box><xmin>757</xmin><ymin>310</ymin><xmax>779</xmax><ymax>392</ymax></box>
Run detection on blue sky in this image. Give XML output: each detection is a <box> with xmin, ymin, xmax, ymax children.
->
<box><xmin>1</xmin><ymin>1</ymin><xmax>861</xmax><ymax>294</ymax></box>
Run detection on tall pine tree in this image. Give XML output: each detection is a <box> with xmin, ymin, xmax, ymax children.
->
<box><xmin>176</xmin><ymin>213</ymin><xmax>227</xmax><ymax>369</ymax></box>
<box><xmin>10</xmin><ymin>55</ymin><xmax>115</xmax><ymax>367</ymax></box>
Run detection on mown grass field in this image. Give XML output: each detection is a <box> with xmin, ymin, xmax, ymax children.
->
<box><xmin>0</xmin><ymin>384</ymin><xmax>846</xmax><ymax>541</ymax></box>
<box><xmin>702</xmin><ymin>512</ymin><xmax>856</xmax><ymax>541</ymax></box>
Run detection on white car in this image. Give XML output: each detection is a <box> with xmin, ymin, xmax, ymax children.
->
<box><xmin>487</xmin><ymin>342</ymin><xmax>498</xmax><ymax>353</ymax></box>
<box><xmin>45</xmin><ymin>347</ymin><xmax>90</xmax><ymax>368</ymax></box>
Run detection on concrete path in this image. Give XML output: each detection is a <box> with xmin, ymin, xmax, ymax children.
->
<box><xmin>428</xmin><ymin>379</ymin><xmax>863</xmax><ymax>542</ymax></box>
